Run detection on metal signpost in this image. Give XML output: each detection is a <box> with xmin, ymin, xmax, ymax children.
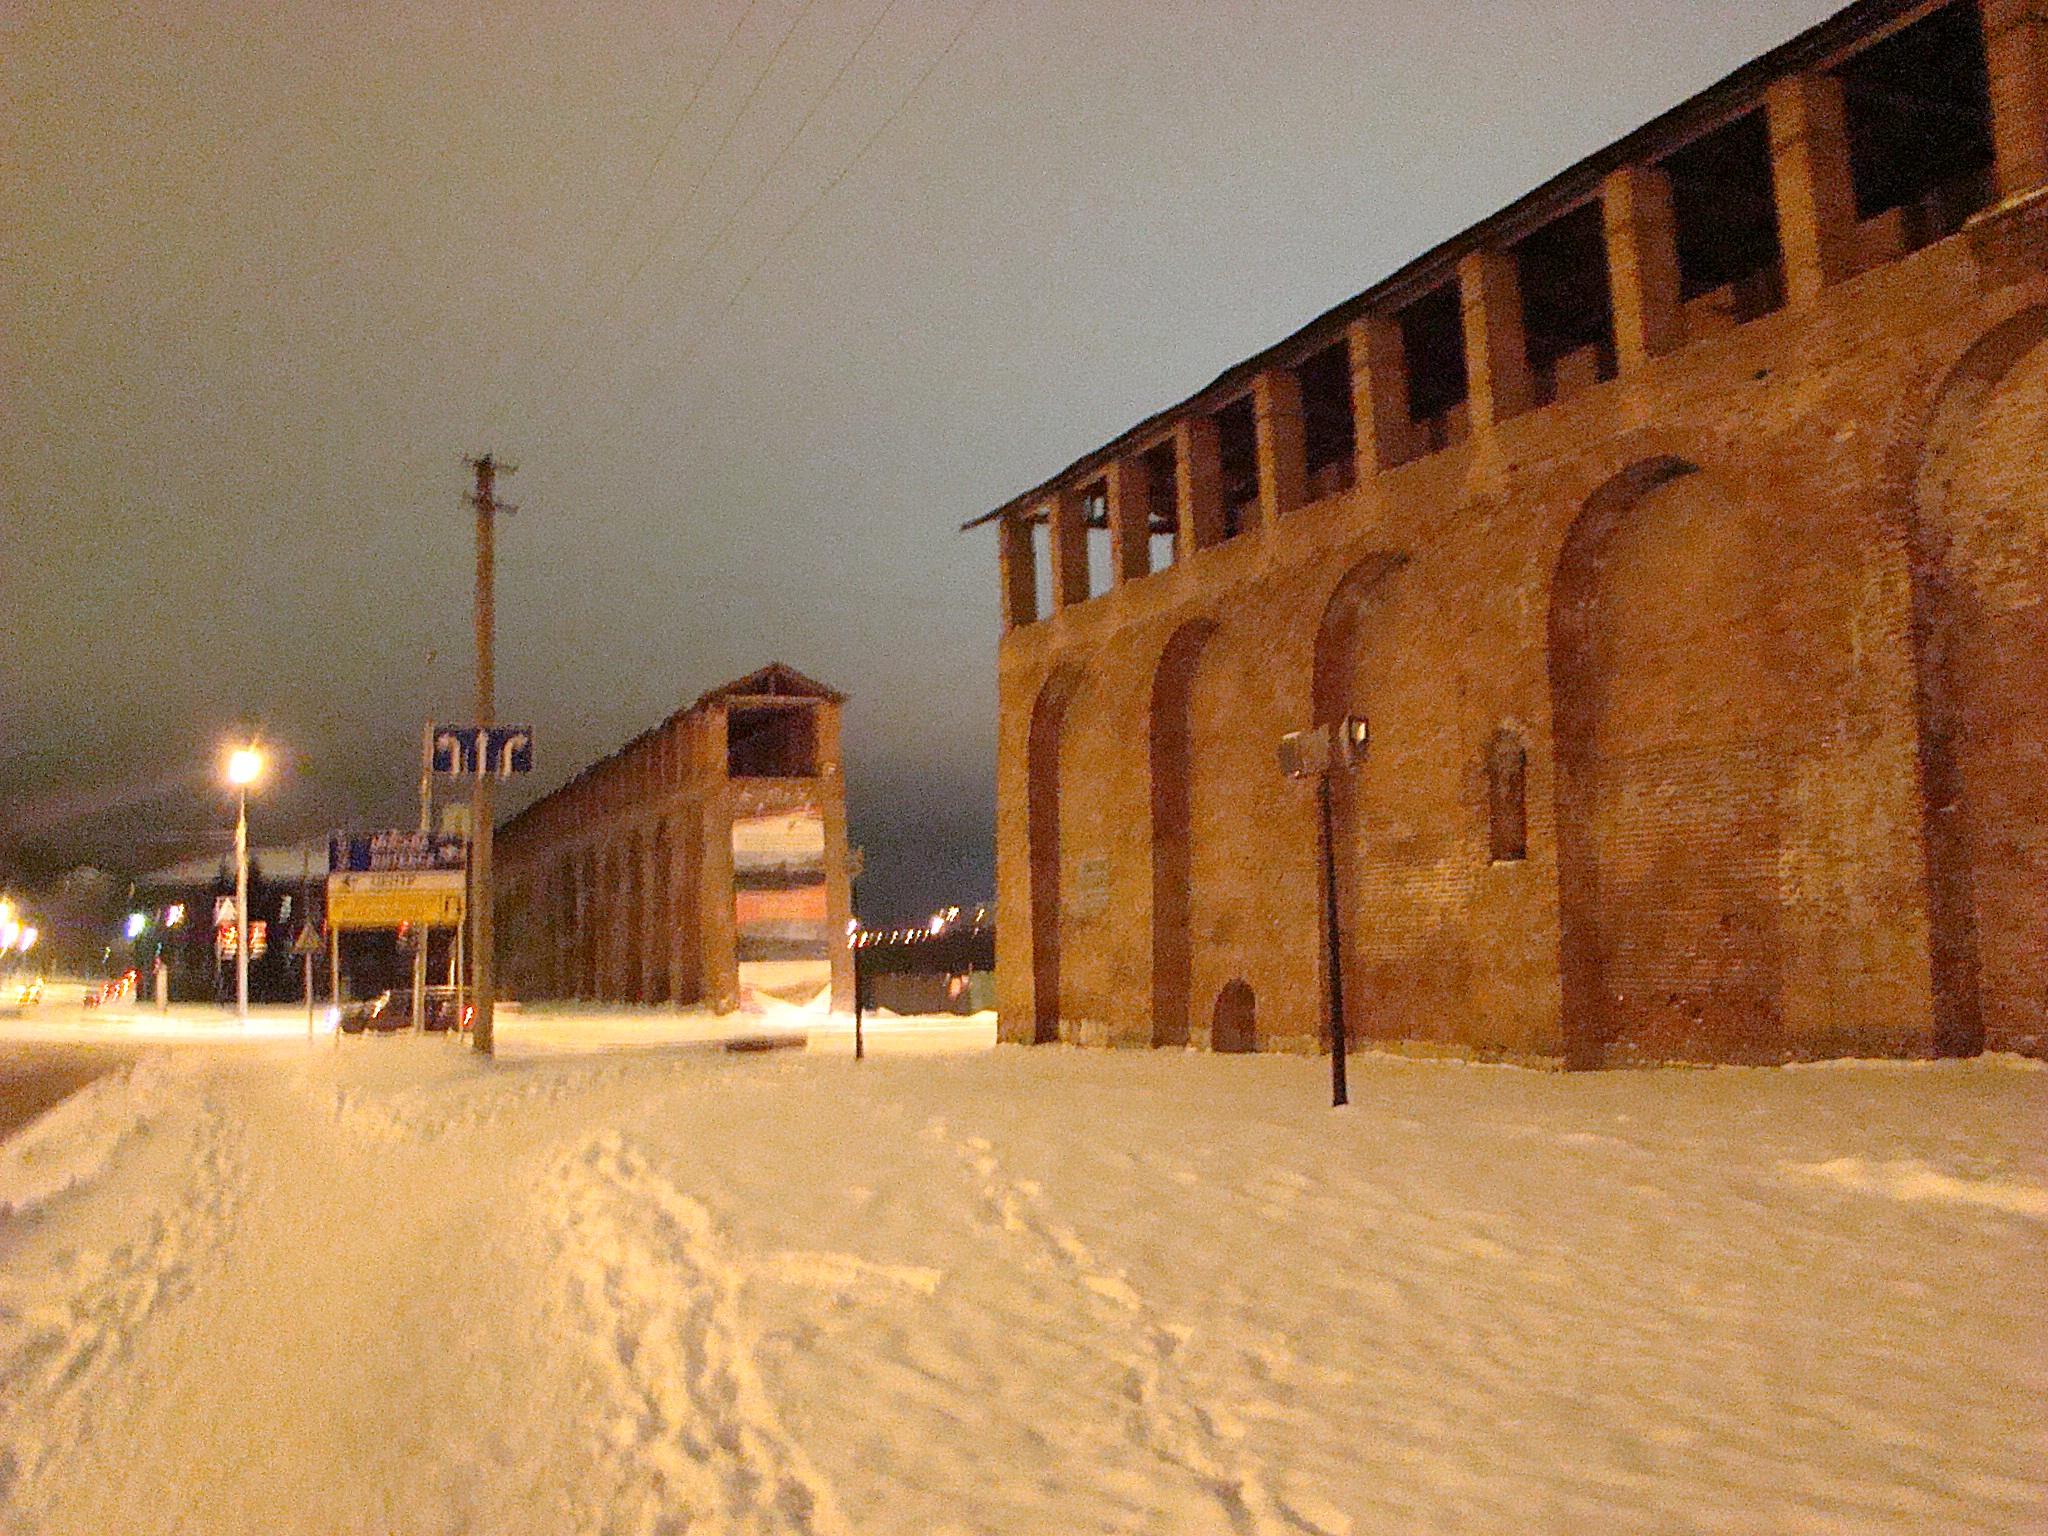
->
<box><xmin>1280</xmin><ymin>716</ymin><xmax>1370</xmax><ymax>1108</ymax></box>
<box><xmin>848</xmin><ymin>846</ymin><xmax>866</xmax><ymax>1062</ymax></box>
<box><xmin>292</xmin><ymin>921</ymin><xmax>323</xmax><ymax>1041</ymax></box>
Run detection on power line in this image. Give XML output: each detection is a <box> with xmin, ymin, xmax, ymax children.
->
<box><xmin>717</xmin><ymin>0</ymin><xmax>994</xmax><ymax>319</ymax></box>
<box><xmin>524</xmin><ymin>0</ymin><xmax>768</xmax><ymax>380</ymax></box>
<box><xmin>616</xmin><ymin>0</ymin><xmax>825</xmax><ymax>298</ymax></box>
<box><xmin>534</xmin><ymin>0</ymin><xmax>824</xmax><ymax>417</ymax></box>
<box><xmin>652</xmin><ymin>0</ymin><xmax>904</xmax><ymax>308</ymax></box>
<box><xmin>530</xmin><ymin>0</ymin><xmax>989</xmax><ymax>440</ymax></box>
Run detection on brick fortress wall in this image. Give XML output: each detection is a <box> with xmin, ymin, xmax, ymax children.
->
<box><xmin>984</xmin><ymin>0</ymin><xmax>2048</xmax><ymax>1065</ymax></box>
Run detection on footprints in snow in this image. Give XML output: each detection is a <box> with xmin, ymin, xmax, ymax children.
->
<box><xmin>923</xmin><ymin>1117</ymin><xmax>1341</xmax><ymax>1536</ymax></box>
<box><xmin>544</xmin><ymin>1133</ymin><xmax>938</xmax><ymax>1536</ymax></box>
<box><xmin>0</xmin><ymin>1094</ymin><xmax>246</xmax><ymax>1514</ymax></box>
<box><xmin>540</xmin><ymin>1121</ymin><xmax>1342</xmax><ymax>1536</ymax></box>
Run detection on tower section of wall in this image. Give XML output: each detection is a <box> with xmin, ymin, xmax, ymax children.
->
<box><xmin>495</xmin><ymin>665</ymin><xmax>853</xmax><ymax>1015</ymax></box>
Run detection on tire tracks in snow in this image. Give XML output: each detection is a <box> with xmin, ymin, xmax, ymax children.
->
<box><xmin>923</xmin><ymin>1117</ymin><xmax>1342</xmax><ymax>1536</ymax></box>
<box><xmin>0</xmin><ymin>1085</ymin><xmax>246</xmax><ymax>1518</ymax></box>
<box><xmin>540</xmin><ymin>1131</ymin><xmax>857</xmax><ymax>1536</ymax></box>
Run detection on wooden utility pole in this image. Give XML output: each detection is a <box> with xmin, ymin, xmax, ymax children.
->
<box><xmin>467</xmin><ymin>453</ymin><xmax>513</xmax><ymax>1055</ymax></box>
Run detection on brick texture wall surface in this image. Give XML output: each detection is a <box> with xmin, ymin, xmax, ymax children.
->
<box><xmin>988</xmin><ymin>1</ymin><xmax>2048</xmax><ymax>1064</ymax></box>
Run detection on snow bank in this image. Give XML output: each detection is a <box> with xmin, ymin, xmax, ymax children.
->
<box><xmin>0</xmin><ymin>1053</ymin><xmax>165</xmax><ymax>1218</ymax></box>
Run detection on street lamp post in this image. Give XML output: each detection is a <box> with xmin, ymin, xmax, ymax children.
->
<box><xmin>227</xmin><ymin>746</ymin><xmax>263</xmax><ymax>1020</ymax></box>
<box><xmin>1280</xmin><ymin>716</ymin><xmax>1369</xmax><ymax>1108</ymax></box>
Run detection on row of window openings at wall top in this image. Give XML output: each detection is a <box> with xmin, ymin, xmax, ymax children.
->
<box><xmin>1006</xmin><ymin>2</ymin><xmax>1999</xmax><ymax>615</ymax></box>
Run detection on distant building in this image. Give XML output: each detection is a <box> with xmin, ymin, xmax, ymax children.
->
<box><xmin>495</xmin><ymin>665</ymin><xmax>853</xmax><ymax>1012</ymax></box>
<box><xmin>134</xmin><ymin>842</ymin><xmax>328</xmax><ymax>1003</ymax></box>
<box><xmin>976</xmin><ymin>0</ymin><xmax>2048</xmax><ymax>1064</ymax></box>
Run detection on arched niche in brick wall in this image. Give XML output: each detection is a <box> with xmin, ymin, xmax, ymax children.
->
<box><xmin>1311</xmin><ymin>551</ymin><xmax>1449</xmax><ymax>1045</ymax></box>
<box><xmin>1026</xmin><ymin>664</ymin><xmax>1087</xmax><ymax>1045</ymax></box>
<box><xmin>1149</xmin><ymin>619</ymin><xmax>1218</xmax><ymax>1048</ymax></box>
<box><xmin>578</xmin><ymin>847</ymin><xmax>599</xmax><ymax>1000</ymax></box>
<box><xmin>553</xmin><ymin>853</ymin><xmax>574</xmax><ymax>999</ymax></box>
<box><xmin>1549</xmin><ymin>455</ymin><xmax>1817</xmax><ymax>1067</ymax></box>
<box><xmin>1909</xmin><ymin>304</ymin><xmax>2048</xmax><ymax>1059</ymax></box>
<box><xmin>602</xmin><ymin>842</ymin><xmax>624</xmax><ymax>1002</ymax></box>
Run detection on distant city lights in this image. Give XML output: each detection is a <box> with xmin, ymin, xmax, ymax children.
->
<box><xmin>850</xmin><ymin>905</ymin><xmax>992</xmax><ymax>948</ymax></box>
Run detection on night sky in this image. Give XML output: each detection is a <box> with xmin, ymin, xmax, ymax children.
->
<box><xmin>4</xmin><ymin>0</ymin><xmax>1840</xmax><ymax>923</ymax></box>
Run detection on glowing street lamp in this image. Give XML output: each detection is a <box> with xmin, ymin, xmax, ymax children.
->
<box><xmin>226</xmin><ymin>745</ymin><xmax>264</xmax><ymax>1019</ymax></box>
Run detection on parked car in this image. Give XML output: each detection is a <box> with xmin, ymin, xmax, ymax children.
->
<box><xmin>337</xmin><ymin>986</ymin><xmax>468</xmax><ymax>1034</ymax></box>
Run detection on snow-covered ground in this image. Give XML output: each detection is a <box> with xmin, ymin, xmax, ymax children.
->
<box><xmin>0</xmin><ymin>1006</ymin><xmax>2039</xmax><ymax>1535</ymax></box>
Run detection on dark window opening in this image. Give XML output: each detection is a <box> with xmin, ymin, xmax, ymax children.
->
<box><xmin>1143</xmin><ymin>440</ymin><xmax>1178</xmax><ymax>569</ymax></box>
<box><xmin>1398</xmin><ymin>284</ymin><xmax>1468</xmax><ymax>456</ymax></box>
<box><xmin>727</xmin><ymin>705</ymin><xmax>817</xmax><ymax>778</ymax></box>
<box><xmin>1082</xmin><ymin>480</ymin><xmax>1113</xmax><ymax>598</ymax></box>
<box><xmin>1295</xmin><ymin>341</ymin><xmax>1356</xmax><ymax>502</ymax></box>
<box><xmin>1487</xmin><ymin>727</ymin><xmax>1528</xmax><ymax>863</ymax></box>
<box><xmin>1663</xmin><ymin>111</ymin><xmax>1786</xmax><ymax>330</ymax></box>
<box><xmin>1836</xmin><ymin>1</ymin><xmax>1994</xmax><ymax>256</ymax></box>
<box><xmin>1215</xmin><ymin>395</ymin><xmax>1259</xmax><ymax>539</ymax></box>
<box><xmin>1514</xmin><ymin>202</ymin><xmax>1617</xmax><ymax>408</ymax></box>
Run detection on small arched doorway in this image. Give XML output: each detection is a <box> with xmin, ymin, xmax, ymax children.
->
<box><xmin>1212</xmin><ymin>979</ymin><xmax>1256</xmax><ymax>1052</ymax></box>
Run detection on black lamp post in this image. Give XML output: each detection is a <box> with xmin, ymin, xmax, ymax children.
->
<box><xmin>1280</xmin><ymin>716</ymin><xmax>1368</xmax><ymax>1107</ymax></box>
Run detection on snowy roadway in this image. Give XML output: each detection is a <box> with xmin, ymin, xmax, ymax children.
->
<box><xmin>0</xmin><ymin>1005</ymin><xmax>2040</xmax><ymax>1534</ymax></box>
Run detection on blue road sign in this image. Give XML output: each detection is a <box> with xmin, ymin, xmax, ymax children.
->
<box><xmin>431</xmin><ymin>725</ymin><xmax>533</xmax><ymax>778</ymax></box>
<box><xmin>431</xmin><ymin>727</ymin><xmax>477</xmax><ymax>776</ymax></box>
<box><xmin>328</xmin><ymin>831</ymin><xmax>468</xmax><ymax>873</ymax></box>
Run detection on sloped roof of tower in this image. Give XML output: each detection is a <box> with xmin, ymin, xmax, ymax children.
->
<box><xmin>692</xmin><ymin>663</ymin><xmax>846</xmax><ymax>709</ymax></box>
